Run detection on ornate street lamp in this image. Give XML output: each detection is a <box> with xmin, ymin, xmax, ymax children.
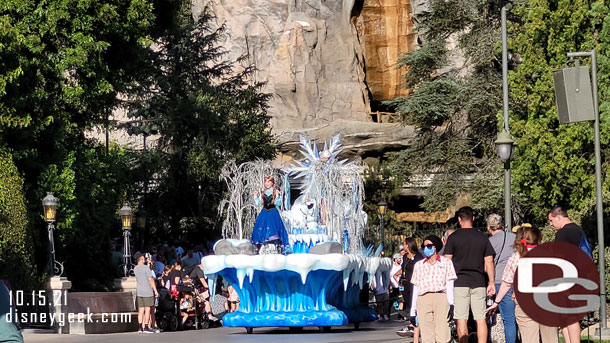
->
<box><xmin>119</xmin><ymin>204</ymin><xmax>134</xmax><ymax>277</ymax></box>
<box><xmin>42</xmin><ymin>193</ymin><xmax>63</xmax><ymax>277</ymax></box>
<box><xmin>377</xmin><ymin>200</ymin><xmax>388</xmax><ymax>248</ymax></box>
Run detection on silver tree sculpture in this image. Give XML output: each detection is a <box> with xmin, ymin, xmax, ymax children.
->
<box><xmin>218</xmin><ymin>159</ymin><xmax>284</xmax><ymax>239</ymax></box>
<box><xmin>285</xmin><ymin>134</ymin><xmax>366</xmax><ymax>253</ymax></box>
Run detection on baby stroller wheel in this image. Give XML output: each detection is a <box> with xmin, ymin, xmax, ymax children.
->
<box><xmin>169</xmin><ymin>314</ymin><xmax>179</xmax><ymax>331</ymax></box>
<box><xmin>198</xmin><ymin>319</ymin><xmax>210</xmax><ymax>329</ymax></box>
<box><xmin>156</xmin><ymin>316</ymin><xmax>169</xmax><ymax>331</ymax></box>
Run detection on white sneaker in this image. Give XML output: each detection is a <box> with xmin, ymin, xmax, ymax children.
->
<box><xmin>383</xmin><ymin>315</ymin><xmax>390</xmax><ymax>321</ymax></box>
<box><xmin>396</xmin><ymin>326</ymin><xmax>414</xmax><ymax>337</ymax></box>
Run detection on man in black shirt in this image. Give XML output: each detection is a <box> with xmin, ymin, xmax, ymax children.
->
<box><xmin>548</xmin><ymin>205</ymin><xmax>584</xmax><ymax>343</ymax></box>
<box><xmin>444</xmin><ymin>206</ymin><xmax>495</xmax><ymax>343</ymax></box>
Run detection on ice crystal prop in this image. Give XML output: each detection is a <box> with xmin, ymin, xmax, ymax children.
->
<box><xmin>285</xmin><ymin>134</ymin><xmax>366</xmax><ymax>254</ymax></box>
<box><xmin>218</xmin><ymin>159</ymin><xmax>284</xmax><ymax>240</ymax></box>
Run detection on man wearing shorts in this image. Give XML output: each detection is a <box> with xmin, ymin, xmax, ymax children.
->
<box><xmin>444</xmin><ymin>206</ymin><xmax>495</xmax><ymax>343</ymax></box>
<box><xmin>134</xmin><ymin>252</ymin><xmax>159</xmax><ymax>333</ymax></box>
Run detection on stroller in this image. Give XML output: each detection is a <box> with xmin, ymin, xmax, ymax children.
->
<box><xmin>155</xmin><ymin>284</ymin><xmax>211</xmax><ymax>331</ymax></box>
<box><xmin>449</xmin><ymin>306</ymin><xmax>496</xmax><ymax>343</ymax></box>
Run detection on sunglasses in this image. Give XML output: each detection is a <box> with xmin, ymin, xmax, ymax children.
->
<box><xmin>424</xmin><ymin>244</ymin><xmax>435</xmax><ymax>249</ymax></box>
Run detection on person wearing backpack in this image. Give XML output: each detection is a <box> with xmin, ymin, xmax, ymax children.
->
<box><xmin>548</xmin><ymin>205</ymin><xmax>588</xmax><ymax>343</ymax></box>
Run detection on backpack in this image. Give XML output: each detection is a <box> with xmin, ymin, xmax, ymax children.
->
<box><xmin>579</xmin><ymin>234</ymin><xmax>593</xmax><ymax>259</ymax></box>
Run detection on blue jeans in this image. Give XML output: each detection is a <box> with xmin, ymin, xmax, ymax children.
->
<box><xmin>496</xmin><ymin>283</ymin><xmax>517</xmax><ymax>343</ymax></box>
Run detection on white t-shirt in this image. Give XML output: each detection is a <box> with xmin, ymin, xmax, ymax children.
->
<box><xmin>390</xmin><ymin>264</ymin><xmax>402</xmax><ymax>288</ymax></box>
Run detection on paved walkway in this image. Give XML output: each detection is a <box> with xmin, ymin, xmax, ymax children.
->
<box><xmin>23</xmin><ymin>320</ymin><xmax>411</xmax><ymax>343</ymax></box>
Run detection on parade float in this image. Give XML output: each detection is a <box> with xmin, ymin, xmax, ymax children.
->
<box><xmin>203</xmin><ymin>134</ymin><xmax>391</xmax><ymax>333</ymax></box>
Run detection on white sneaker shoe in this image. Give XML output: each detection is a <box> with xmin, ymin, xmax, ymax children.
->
<box><xmin>383</xmin><ymin>315</ymin><xmax>390</xmax><ymax>321</ymax></box>
<box><xmin>396</xmin><ymin>326</ymin><xmax>414</xmax><ymax>337</ymax></box>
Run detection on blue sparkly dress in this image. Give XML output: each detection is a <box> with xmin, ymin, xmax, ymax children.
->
<box><xmin>251</xmin><ymin>189</ymin><xmax>289</xmax><ymax>246</ymax></box>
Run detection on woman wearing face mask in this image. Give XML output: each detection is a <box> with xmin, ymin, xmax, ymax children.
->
<box><xmin>410</xmin><ymin>235</ymin><xmax>457</xmax><ymax>343</ymax></box>
<box><xmin>486</xmin><ymin>226</ymin><xmax>558</xmax><ymax>343</ymax></box>
<box><xmin>396</xmin><ymin>237</ymin><xmax>424</xmax><ymax>340</ymax></box>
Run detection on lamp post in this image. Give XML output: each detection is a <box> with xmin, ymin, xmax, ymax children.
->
<box><xmin>42</xmin><ymin>193</ymin><xmax>63</xmax><ymax>277</ymax></box>
<box><xmin>120</xmin><ymin>204</ymin><xmax>134</xmax><ymax>277</ymax></box>
<box><xmin>496</xmin><ymin>1</ymin><xmax>514</xmax><ymax>231</ymax></box>
<box><xmin>377</xmin><ymin>200</ymin><xmax>387</xmax><ymax>248</ymax></box>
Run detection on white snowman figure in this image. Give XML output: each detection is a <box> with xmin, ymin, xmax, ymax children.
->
<box><xmin>304</xmin><ymin>200</ymin><xmax>319</xmax><ymax>234</ymax></box>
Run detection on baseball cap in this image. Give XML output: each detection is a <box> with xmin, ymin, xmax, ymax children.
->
<box><xmin>393</xmin><ymin>253</ymin><xmax>401</xmax><ymax>259</ymax></box>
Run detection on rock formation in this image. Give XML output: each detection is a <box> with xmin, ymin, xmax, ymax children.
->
<box><xmin>354</xmin><ymin>0</ymin><xmax>418</xmax><ymax>102</ymax></box>
<box><xmin>193</xmin><ymin>0</ymin><xmax>371</xmax><ymax>130</ymax></box>
<box><xmin>192</xmin><ymin>0</ymin><xmax>421</xmax><ymax>157</ymax></box>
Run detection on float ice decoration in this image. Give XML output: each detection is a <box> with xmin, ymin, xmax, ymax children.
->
<box><xmin>208</xmin><ymin>134</ymin><xmax>391</xmax><ymax>332</ymax></box>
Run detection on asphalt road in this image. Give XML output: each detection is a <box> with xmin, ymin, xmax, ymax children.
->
<box><xmin>23</xmin><ymin>320</ymin><xmax>411</xmax><ymax>343</ymax></box>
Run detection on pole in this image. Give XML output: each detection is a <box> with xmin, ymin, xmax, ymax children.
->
<box><xmin>105</xmin><ymin>114</ymin><xmax>109</xmax><ymax>156</ymax></box>
<box><xmin>123</xmin><ymin>228</ymin><xmax>132</xmax><ymax>277</ymax></box>
<box><xmin>501</xmin><ymin>5</ymin><xmax>512</xmax><ymax>230</ymax></box>
<box><xmin>142</xmin><ymin>134</ymin><xmax>147</xmax><ymax>251</ymax></box>
<box><xmin>48</xmin><ymin>222</ymin><xmax>55</xmax><ymax>277</ymax></box>
<box><xmin>567</xmin><ymin>50</ymin><xmax>606</xmax><ymax>330</ymax></box>
<box><xmin>380</xmin><ymin>214</ymin><xmax>385</xmax><ymax>249</ymax></box>
<box><xmin>591</xmin><ymin>50</ymin><xmax>606</xmax><ymax>329</ymax></box>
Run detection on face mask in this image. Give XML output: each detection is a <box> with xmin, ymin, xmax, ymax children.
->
<box><xmin>423</xmin><ymin>246</ymin><xmax>436</xmax><ymax>258</ymax></box>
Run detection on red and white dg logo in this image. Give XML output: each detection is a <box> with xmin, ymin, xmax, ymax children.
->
<box><xmin>514</xmin><ymin>241</ymin><xmax>600</xmax><ymax>327</ymax></box>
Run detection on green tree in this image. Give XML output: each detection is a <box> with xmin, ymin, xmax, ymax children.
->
<box><xmin>508</xmin><ymin>0</ymin><xmax>610</xmax><ymax>224</ymax></box>
<box><xmin>36</xmin><ymin>143</ymin><xmax>133</xmax><ymax>290</ymax></box>
<box><xmin>386</xmin><ymin>0</ymin><xmax>505</xmax><ymax>214</ymax></box>
<box><xmin>0</xmin><ymin>0</ymin><xmax>154</xmax><ymax>290</ymax></box>
<box><xmin>127</xmin><ymin>2</ymin><xmax>276</xmax><ymax>241</ymax></box>
<box><xmin>0</xmin><ymin>148</ymin><xmax>37</xmax><ymax>290</ymax></box>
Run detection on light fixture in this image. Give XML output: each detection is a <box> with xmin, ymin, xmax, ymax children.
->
<box><xmin>377</xmin><ymin>200</ymin><xmax>388</xmax><ymax>216</ymax></box>
<box><xmin>494</xmin><ymin>130</ymin><xmax>515</xmax><ymax>162</ymax></box>
<box><xmin>136</xmin><ymin>208</ymin><xmax>147</xmax><ymax>230</ymax></box>
<box><xmin>120</xmin><ymin>204</ymin><xmax>133</xmax><ymax>229</ymax></box>
<box><xmin>42</xmin><ymin>192</ymin><xmax>59</xmax><ymax>222</ymax></box>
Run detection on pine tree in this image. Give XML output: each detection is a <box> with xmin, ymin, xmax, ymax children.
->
<box><xmin>127</xmin><ymin>2</ymin><xmax>276</xmax><ymax>239</ymax></box>
<box><xmin>386</xmin><ymin>0</ymin><xmax>505</xmax><ymax>213</ymax></box>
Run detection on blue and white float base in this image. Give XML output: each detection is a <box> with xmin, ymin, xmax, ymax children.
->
<box><xmin>202</xmin><ymin>253</ymin><xmax>391</xmax><ymax>333</ymax></box>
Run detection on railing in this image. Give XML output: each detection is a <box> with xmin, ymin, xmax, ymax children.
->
<box><xmin>370</xmin><ymin>111</ymin><xmax>401</xmax><ymax>123</ymax></box>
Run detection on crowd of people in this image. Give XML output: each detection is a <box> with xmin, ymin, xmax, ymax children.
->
<box><xmin>391</xmin><ymin>205</ymin><xmax>588</xmax><ymax>343</ymax></box>
<box><xmin>130</xmin><ymin>204</ymin><xmax>588</xmax><ymax>341</ymax></box>
<box><xmin>132</xmin><ymin>244</ymin><xmax>239</xmax><ymax>333</ymax></box>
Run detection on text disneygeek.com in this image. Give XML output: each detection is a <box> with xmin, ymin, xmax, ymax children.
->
<box><xmin>6</xmin><ymin>308</ymin><xmax>131</xmax><ymax>326</ymax></box>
